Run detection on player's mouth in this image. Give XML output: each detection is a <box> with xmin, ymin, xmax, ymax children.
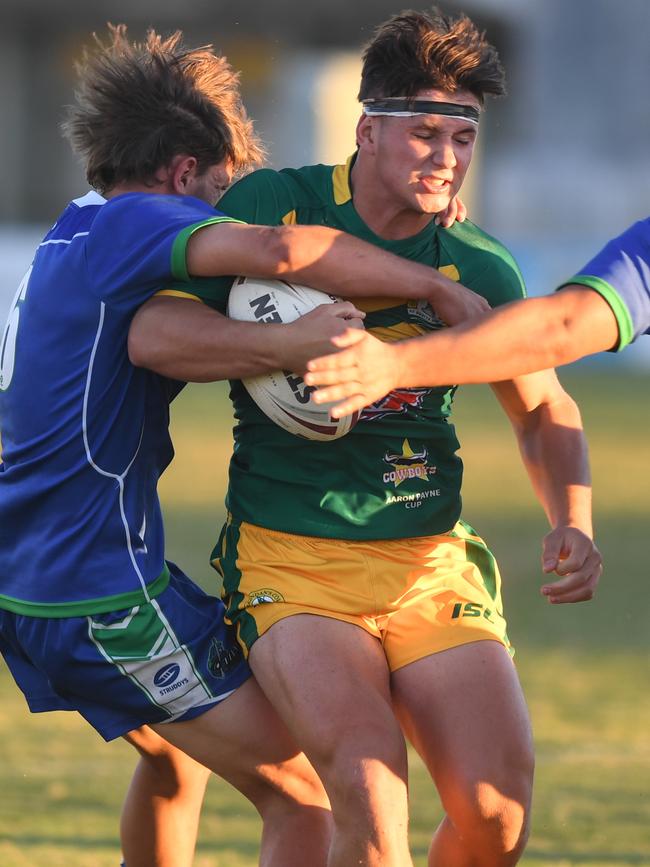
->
<box><xmin>419</xmin><ymin>176</ymin><xmax>452</xmax><ymax>194</ymax></box>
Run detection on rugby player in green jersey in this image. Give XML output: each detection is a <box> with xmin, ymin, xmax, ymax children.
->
<box><xmin>130</xmin><ymin>9</ymin><xmax>602</xmax><ymax>867</ymax></box>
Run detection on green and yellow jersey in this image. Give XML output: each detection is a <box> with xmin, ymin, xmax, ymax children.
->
<box><xmin>181</xmin><ymin>157</ymin><xmax>526</xmax><ymax>540</ymax></box>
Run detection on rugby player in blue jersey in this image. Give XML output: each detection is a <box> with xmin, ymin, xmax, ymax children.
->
<box><xmin>306</xmin><ymin>223</ymin><xmax>650</xmax><ymax>402</ymax></box>
<box><xmin>0</xmin><ymin>25</ymin><xmax>492</xmax><ymax>867</ymax></box>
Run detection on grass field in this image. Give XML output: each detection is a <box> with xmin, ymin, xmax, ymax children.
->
<box><xmin>1</xmin><ymin>369</ymin><xmax>649</xmax><ymax>866</ymax></box>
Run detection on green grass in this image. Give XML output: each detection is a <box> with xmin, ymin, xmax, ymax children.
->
<box><xmin>1</xmin><ymin>371</ymin><xmax>649</xmax><ymax>866</ymax></box>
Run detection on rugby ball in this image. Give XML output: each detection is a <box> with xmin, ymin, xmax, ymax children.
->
<box><xmin>227</xmin><ymin>276</ymin><xmax>360</xmax><ymax>440</ymax></box>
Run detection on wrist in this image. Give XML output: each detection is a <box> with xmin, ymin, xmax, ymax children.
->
<box><xmin>391</xmin><ymin>341</ymin><xmax>413</xmax><ymax>391</ymax></box>
<box><xmin>425</xmin><ymin>270</ymin><xmax>455</xmax><ymax>305</ymax></box>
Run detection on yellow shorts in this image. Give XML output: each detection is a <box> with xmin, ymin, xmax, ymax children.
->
<box><xmin>213</xmin><ymin>517</ymin><xmax>512</xmax><ymax>671</ymax></box>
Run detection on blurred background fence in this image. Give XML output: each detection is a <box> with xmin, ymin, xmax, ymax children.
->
<box><xmin>1</xmin><ymin>0</ymin><xmax>650</xmax><ymax>371</ymax></box>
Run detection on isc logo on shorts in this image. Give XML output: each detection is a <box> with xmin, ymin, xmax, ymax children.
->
<box><xmin>451</xmin><ymin>601</ymin><xmax>495</xmax><ymax>623</ymax></box>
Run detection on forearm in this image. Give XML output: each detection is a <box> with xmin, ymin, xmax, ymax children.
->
<box><xmin>513</xmin><ymin>396</ymin><xmax>593</xmax><ymax>535</ymax></box>
<box><xmin>128</xmin><ymin>297</ymin><xmax>292</xmax><ymax>381</ymax></box>
<box><xmin>187</xmin><ymin>222</ymin><xmax>455</xmax><ymax>304</ymax></box>
<box><xmin>391</xmin><ymin>288</ymin><xmax>619</xmax><ymax>386</ymax></box>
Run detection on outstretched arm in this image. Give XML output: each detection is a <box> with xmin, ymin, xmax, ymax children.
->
<box><xmin>305</xmin><ymin>286</ymin><xmax>620</xmax><ymax>417</ymax></box>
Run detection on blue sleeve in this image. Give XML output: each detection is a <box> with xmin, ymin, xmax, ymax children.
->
<box><xmin>84</xmin><ymin>193</ymin><xmax>237</xmax><ymax>310</ymax></box>
<box><xmin>558</xmin><ymin>219</ymin><xmax>650</xmax><ymax>349</ymax></box>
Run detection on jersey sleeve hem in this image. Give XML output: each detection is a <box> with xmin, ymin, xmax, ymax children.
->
<box><xmin>0</xmin><ymin>563</ymin><xmax>170</xmax><ymax>618</ymax></box>
<box><xmin>557</xmin><ymin>276</ymin><xmax>634</xmax><ymax>351</ymax></box>
<box><xmin>155</xmin><ymin>289</ymin><xmax>203</xmax><ymax>303</ymax></box>
<box><xmin>171</xmin><ymin>216</ymin><xmax>244</xmax><ymax>282</ymax></box>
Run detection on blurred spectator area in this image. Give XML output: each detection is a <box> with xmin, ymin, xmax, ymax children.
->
<box><xmin>1</xmin><ymin>0</ymin><xmax>649</xmax><ymax>364</ymax></box>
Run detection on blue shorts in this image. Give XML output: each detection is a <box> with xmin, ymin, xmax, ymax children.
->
<box><xmin>0</xmin><ymin>562</ymin><xmax>251</xmax><ymax>741</ymax></box>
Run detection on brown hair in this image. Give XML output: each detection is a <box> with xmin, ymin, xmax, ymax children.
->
<box><xmin>62</xmin><ymin>25</ymin><xmax>264</xmax><ymax>193</ymax></box>
<box><xmin>358</xmin><ymin>7</ymin><xmax>506</xmax><ymax>104</ymax></box>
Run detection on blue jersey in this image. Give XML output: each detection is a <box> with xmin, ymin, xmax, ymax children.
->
<box><xmin>0</xmin><ymin>190</ymin><xmax>233</xmax><ymax>616</ymax></box>
<box><xmin>558</xmin><ymin>219</ymin><xmax>650</xmax><ymax>349</ymax></box>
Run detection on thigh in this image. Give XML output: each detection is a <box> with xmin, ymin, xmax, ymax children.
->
<box><xmin>151</xmin><ymin>676</ymin><xmax>326</xmax><ymax>806</ymax></box>
<box><xmin>248</xmin><ymin>614</ymin><xmax>405</xmax><ymax>778</ymax></box>
<box><xmin>391</xmin><ymin>640</ymin><xmax>534</xmax><ymax>807</ymax></box>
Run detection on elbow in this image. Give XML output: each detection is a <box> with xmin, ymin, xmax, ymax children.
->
<box><xmin>544</xmin><ymin>318</ymin><xmax>580</xmax><ymax>368</ymax></box>
<box><xmin>127</xmin><ymin>324</ymin><xmax>152</xmax><ymax>369</ymax></box>
<box><xmin>257</xmin><ymin>226</ymin><xmax>296</xmax><ymax>276</ymax></box>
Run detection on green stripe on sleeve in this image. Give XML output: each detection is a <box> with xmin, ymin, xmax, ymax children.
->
<box><xmin>557</xmin><ymin>276</ymin><xmax>635</xmax><ymax>351</ymax></box>
<box><xmin>171</xmin><ymin>217</ymin><xmax>245</xmax><ymax>281</ymax></box>
<box><xmin>0</xmin><ymin>564</ymin><xmax>170</xmax><ymax>618</ymax></box>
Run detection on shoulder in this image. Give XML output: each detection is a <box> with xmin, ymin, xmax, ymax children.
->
<box><xmin>92</xmin><ymin>192</ymin><xmax>216</xmax><ymax>235</ymax></box>
<box><xmin>219</xmin><ymin>165</ymin><xmax>329</xmax><ymax>224</ymax></box>
<box><xmin>608</xmin><ymin>217</ymin><xmax>650</xmax><ymax>252</ymax></box>
<box><xmin>439</xmin><ymin>219</ymin><xmax>526</xmax><ymax>304</ymax></box>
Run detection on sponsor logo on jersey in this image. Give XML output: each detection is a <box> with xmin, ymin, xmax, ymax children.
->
<box><xmin>247</xmin><ymin>588</ymin><xmax>285</xmax><ymax>606</ymax></box>
<box><xmin>406</xmin><ymin>299</ymin><xmax>445</xmax><ymax>329</ymax></box>
<box><xmin>381</xmin><ymin>439</ymin><xmax>441</xmax><ymax>508</ymax></box>
<box><xmin>361</xmin><ymin>387</ymin><xmax>430</xmax><ymax>422</ymax></box>
<box><xmin>382</xmin><ymin>439</ymin><xmax>437</xmax><ymax>487</ymax></box>
<box><xmin>153</xmin><ymin>663</ymin><xmax>181</xmax><ymax>688</ymax></box>
<box><xmin>207</xmin><ymin>637</ymin><xmax>243</xmax><ymax>680</ymax></box>
<box><xmin>282</xmin><ymin>371</ymin><xmax>316</xmax><ymax>405</ymax></box>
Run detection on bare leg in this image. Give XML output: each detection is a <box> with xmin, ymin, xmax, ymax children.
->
<box><xmin>151</xmin><ymin>677</ymin><xmax>332</xmax><ymax>867</ymax></box>
<box><xmin>249</xmin><ymin>615</ymin><xmax>413</xmax><ymax>867</ymax></box>
<box><xmin>392</xmin><ymin>641</ymin><xmax>534</xmax><ymax>867</ymax></box>
<box><xmin>121</xmin><ymin>726</ymin><xmax>210</xmax><ymax>867</ymax></box>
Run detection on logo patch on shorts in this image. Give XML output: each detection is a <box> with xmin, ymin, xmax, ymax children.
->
<box><xmin>153</xmin><ymin>663</ymin><xmax>181</xmax><ymax>688</ymax></box>
<box><xmin>247</xmin><ymin>588</ymin><xmax>285</xmax><ymax>606</ymax></box>
<box><xmin>451</xmin><ymin>601</ymin><xmax>496</xmax><ymax>623</ymax></box>
<box><xmin>207</xmin><ymin>637</ymin><xmax>243</xmax><ymax>680</ymax></box>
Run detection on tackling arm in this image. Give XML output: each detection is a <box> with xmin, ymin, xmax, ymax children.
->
<box><xmin>128</xmin><ymin>295</ymin><xmax>364</xmax><ymax>381</ymax></box>
<box><xmin>304</xmin><ymin>286</ymin><xmax>620</xmax><ymax>416</ymax></box>
<box><xmin>186</xmin><ymin>221</ymin><xmax>490</xmax><ymax>325</ymax></box>
<box><xmin>492</xmin><ymin>371</ymin><xmax>602</xmax><ymax>604</ymax></box>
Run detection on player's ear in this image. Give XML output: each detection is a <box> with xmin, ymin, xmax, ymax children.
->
<box><xmin>356</xmin><ymin>115</ymin><xmax>376</xmax><ymax>153</ymax></box>
<box><xmin>170</xmin><ymin>155</ymin><xmax>199</xmax><ymax>195</ymax></box>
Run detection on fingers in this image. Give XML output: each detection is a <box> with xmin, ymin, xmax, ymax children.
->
<box><xmin>328</xmin><ymin>301</ymin><xmax>365</xmax><ymax>321</ymax></box>
<box><xmin>540</xmin><ymin>528</ymin><xmax>602</xmax><ymax>604</ymax></box>
<box><xmin>306</xmin><ymin>366</ymin><xmax>358</xmax><ymax>388</ymax></box>
<box><xmin>329</xmin><ymin>394</ymin><xmax>368</xmax><ymax>418</ymax></box>
<box><xmin>311</xmin><ymin>381</ymin><xmax>360</xmax><ymax>404</ymax></box>
<box><xmin>305</xmin><ymin>333</ymin><xmax>367</xmax><ymax>374</ymax></box>
<box><xmin>433</xmin><ymin>197</ymin><xmax>467</xmax><ymax>228</ymax></box>
<box><xmin>540</xmin><ymin>555</ymin><xmax>602</xmax><ymax>604</ymax></box>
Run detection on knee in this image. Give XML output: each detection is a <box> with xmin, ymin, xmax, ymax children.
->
<box><xmin>127</xmin><ymin>728</ymin><xmax>211</xmax><ymax>799</ymax></box>
<box><xmin>250</xmin><ymin>752</ymin><xmax>331</xmax><ymax>819</ymax></box>
<box><xmin>447</xmin><ymin>769</ymin><xmax>533</xmax><ymax>866</ymax></box>
<box><xmin>320</xmin><ymin>730</ymin><xmax>409</xmax><ymax>829</ymax></box>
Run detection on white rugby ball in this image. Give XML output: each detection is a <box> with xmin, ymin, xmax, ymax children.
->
<box><xmin>227</xmin><ymin>276</ymin><xmax>360</xmax><ymax>441</ymax></box>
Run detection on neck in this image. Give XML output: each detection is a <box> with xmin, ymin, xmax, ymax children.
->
<box><xmin>350</xmin><ymin>154</ymin><xmax>435</xmax><ymax>241</ymax></box>
<box><xmin>105</xmin><ymin>179</ymin><xmax>172</xmax><ymax>200</ymax></box>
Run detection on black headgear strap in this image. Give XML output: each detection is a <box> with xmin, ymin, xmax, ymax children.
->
<box><xmin>362</xmin><ymin>98</ymin><xmax>480</xmax><ymax>124</ymax></box>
